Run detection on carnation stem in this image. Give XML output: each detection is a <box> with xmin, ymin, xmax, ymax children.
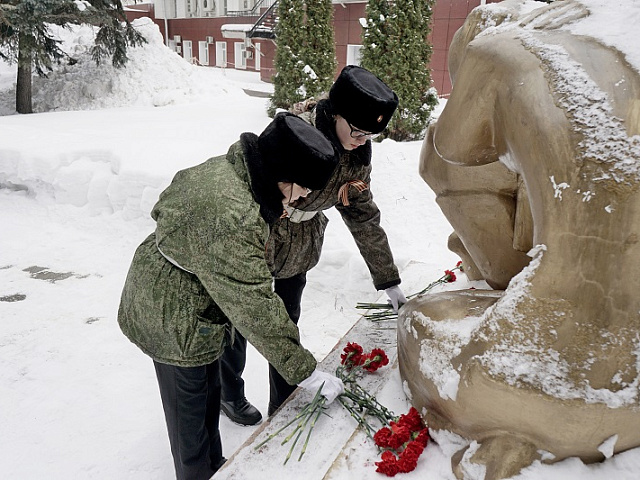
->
<box><xmin>356</xmin><ymin>264</ymin><xmax>463</xmax><ymax>321</ymax></box>
<box><xmin>254</xmin><ymin>386</ymin><xmax>323</xmax><ymax>451</ymax></box>
<box><xmin>298</xmin><ymin>398</ymin><xmax>326</xmax><ymax>461</ymax></box>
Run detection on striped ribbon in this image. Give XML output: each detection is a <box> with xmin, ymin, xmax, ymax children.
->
<box><xmin>338</xmin><ymin>180</ymin><xmax>369</xmax><ymax>206</ymax></box>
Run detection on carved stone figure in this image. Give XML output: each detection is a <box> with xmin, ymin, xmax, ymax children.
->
<box><xmin>398</xmin><ymin>0</ymin><xmax>640</xmax><ymax>478</ymax></box>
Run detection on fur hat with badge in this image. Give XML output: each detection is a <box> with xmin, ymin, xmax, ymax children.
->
<box><xmin>258</xmin><ymin>112</ymin><xmax>339</xmax><ymax>191</ymax></box>
<box><xmin>329</xmin><ymin>66</ymin><xmax>399</xmax><ymax>134</ymax></box>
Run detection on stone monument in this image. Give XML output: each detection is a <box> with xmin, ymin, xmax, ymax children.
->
<box><xmin>398</xmin><ymin>0</ymin><xmax>640</xmax><ymax>478</ymax></box>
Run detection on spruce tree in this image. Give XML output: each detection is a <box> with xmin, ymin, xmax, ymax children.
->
<box><xmin>0</xmin><ymin>0</ymin><xmax>144</xmax><ymax>114</ymax></box>
<box><xmin>269</xmin><ymin>0</ymin><xmax>336</xmax><ymax>116</ymax></box>
<box><xmin>268</xmin><ymin>0</ymin><xmax>305</xmax><ymax>116</ymax></box>
<box><xmin>360</xmin><ymin>0</ymin><xmax>394</xmax><ymax>76</ymax></box>
<box><xmin>301</xmin><ymin>0</ymin><xmax>335</xmax><ymax>100</ymax></box>
<box><xmin>361</xmin><ymin>0</ymin><xmax>437</xmax><ymax>141</ymax></box>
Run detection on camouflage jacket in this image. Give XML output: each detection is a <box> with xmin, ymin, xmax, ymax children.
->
<box><xmin>265</xmin><ymin>99</ymin><xmax>401</xmax><ymax>290</ymax></box>
<box><xmin>117</xmin><ymin>134</ymin><xmax>317</xmax><ymax>384</ymax></box>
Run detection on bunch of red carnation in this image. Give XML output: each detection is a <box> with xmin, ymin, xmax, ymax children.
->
<box><xmin>340</xmin><ymin>342</ymin><xmax>389</xmax><ymax>373</ymax></box>
<box><xmin>373</xmin><ymin>407</ymin><xmax>430</xmax><ymax>476</ymax></box>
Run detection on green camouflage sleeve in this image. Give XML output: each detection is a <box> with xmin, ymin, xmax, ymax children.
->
<box><xmin>335</xmin><ymin>166</ymin><xmax>401</xmax><ymax>290</ymax></box>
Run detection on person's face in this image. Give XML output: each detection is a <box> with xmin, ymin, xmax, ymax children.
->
<box><xmin>334</xmin><ymin>115</ymin><xmax>373</xmax><ymax>151</ymax></box>
<box><xmin>278</xmin><ymin>182</ymin><xmax>312</xmax><ymax>207</ymax></box>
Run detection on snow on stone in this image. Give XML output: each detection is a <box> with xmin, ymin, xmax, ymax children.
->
<box><xmin>475</xmin><ymin>244</ymin><xmax>640</xmax><ymax>408</ymax></box>
<box><xmin>476</xmin><ymin>1</ymin><xmax>640</xmax><ymax>186</ymax></box>
<box><xmin>408</xmin><ymin>312</ymin><xmax>483</xmax><ymax>401</ymax></box>
<box><xmin>569</xmin><ymin>0</ymin><xmax>640</xmax><ymax>74</ymax></box>
<box><xmin>599</xmin><ymin>434</ymin><xmax>619</xmax><ymax>459</ymax></box>
<box><xmin>550</xmin><ymin>175</ymin><xmax>570</xmax><ymax>200</ymax></box>
<box><xmin>458</xmin><ymin>441</ymin><xmax>487</xmax><ymax>479</ymax></box>
<box><xmin>521</xmin><ymin>34</ymin><xmax>640</xmax><ymax>186</ymax></box>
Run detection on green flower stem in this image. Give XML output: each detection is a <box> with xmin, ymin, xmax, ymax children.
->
<box><xmin>255</xmin><ymin>383</ymin><xmax>329</xmax><ymax>465</ymax></box>
<box><xmin>334</xmin><ymin>364</ymin><xmax>398</xmax><ymax>439</ymax></box>
<box><xmin>254</xmin><ymin>385</ymin><xmax>324</xmax><ymax>451</ymax></box>
<box><xmin>298</xmin><ymin>399</ymin><xmax>326</xmax><ymax>461</ymax></box>
<box><xmin>356</xmin><ymin>265</ymin><xmax>464</xmax><ymax>321</ymax></box>
<box><xmin>338</xmin><ymin>396</ymin><xmax>377</xmax><ymax>437</ymax></box>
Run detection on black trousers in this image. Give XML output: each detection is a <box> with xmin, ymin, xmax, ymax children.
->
<box><xmin>154</xmin><ymin>360</ymin><xmax>226</xmax><ymax>480</ymax></box>
<box><xmin>219</xmin><ymin>272</ymin><xmax>307</xmax><ymax>413</ymax></box>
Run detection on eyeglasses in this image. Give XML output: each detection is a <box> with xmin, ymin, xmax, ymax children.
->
<box><xmin>347</xmin><ymin>121</ymin><xmax>381</xmax><ymax>140</ymax></box>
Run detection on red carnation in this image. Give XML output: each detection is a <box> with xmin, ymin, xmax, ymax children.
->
<box><xmin>388</xmin><ymin>423</ymin><xmax>411</xmax><ymax>450</ymax></box>
<box><xmin>397</xmin><ymin>407</ymin><xmax>424</xmax><ymax>432</ymax></box>
<box><xmin>397</xmin><ymin>453</ymin><xmax>419</xmax><ymax>473</ymax></box>
<box><xmin>414</xmin><ymin>428</ymin><xmax>430</xmax><ymax>448</ymax></box>
<box><xmin>375</xmin><ymin>452</ymin><xmax>400</xmax><ymax>477</ymax></box>
<box><xmin>456</xmin><ymin>260</ymin><xmax>464</xmax><ymax>271</ymax></box>
<box><xmin>341</xmin><ymin>342</ymin><xmax>364</xmax><ymax>367</ymax></box>
<box><xmin>374</xmin><ymin>427</ymin><xmax>393</xmax><ymax>448</ymax></box>
<box><xmin>381</xmin><ymin>450</ymin><xmax>397</xmax><ymax>462</ymax></box>
<box><xmin>444</xmin><ymin>269</ymin><xmax>457</xmax><ymax>282</ymax></box>
<box><xmin>403</xmin><ymin>440</ymin><xmax>425</xmax><ymax>457</ymax></box>
<box><xmin>362</xmin><ymin>348</ymin><xmax>389</xmax><ymax>372</ymax></box>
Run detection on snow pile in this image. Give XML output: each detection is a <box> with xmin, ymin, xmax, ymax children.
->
<box><xmin>0</xmin><ymin>18</ymin><xmax>273</xmax><ymax>219</ymax></box>
<box><xmin>31</xmin><ymin>17</ymin><xmax>241</xmax><ymax>112</ymax></box>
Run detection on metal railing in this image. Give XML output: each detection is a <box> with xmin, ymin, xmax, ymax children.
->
<box><xmin>226</xmin><ymin>0</ymin><xmax>276</xmax><ymax>17</ymax></box>
<box><xmin>247</xmin><ymin>0</ymin><xmax>278</xmax><ymax>38</ymax></box>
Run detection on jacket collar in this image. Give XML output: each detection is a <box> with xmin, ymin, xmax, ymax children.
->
<box><xmin>314</xmin><ymin>99</ymin><xmax>372</xmax><ymax>167</ymax></box>
<box><xmin>238</xmin><ymin>133</ymin><xmax>284</xmax><ymax>225</ymax></box>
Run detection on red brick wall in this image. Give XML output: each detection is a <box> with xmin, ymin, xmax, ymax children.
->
<box><xmin>333</xmin><ymin>3</ymin><xmax>367</xmax><ymax>75</ymax></box>
<box><xmin>332</xmin><ymin>0</ymin><xmax>504</xmax><ymax>95</ymax></box>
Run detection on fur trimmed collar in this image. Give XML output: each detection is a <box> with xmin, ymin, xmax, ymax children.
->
<box><xmin>314</xmin><ymin>99</ymin><xmax>372</xmax><ymax>167</ymax></box>
<box><xmin>240</xmin><ymin>133</ymin><xmax>284</xmax><ymax>225</ymax></box>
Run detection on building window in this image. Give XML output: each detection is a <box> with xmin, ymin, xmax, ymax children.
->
<box><xmin>199</xmin><ymin>41</ymin><xmax>209</xmax><ymax>65</ymax></box>
<box><xmin>234</xmin><ymin>41</ymin><xmax>247</xmax><ymax>69</ymax></box>
<box><xmin>183</xmin><ymin>40</ymin><xmax>193</xmax><ymax>62</ymax></box>
<box><xmin>346</xmin><ymin>44</ymin><xmax>363</xmax><ymax>66</ymax></box>
<box><xmin>216</xmin><ymin>41</ymin><xmax>227</xmax><ymax>67</ymax></box>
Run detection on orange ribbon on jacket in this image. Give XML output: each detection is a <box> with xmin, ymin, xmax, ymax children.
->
<box><xmin>338</xmin><ymin>180</ymin><xmax>369</xmax><ymax>206</ymax></box>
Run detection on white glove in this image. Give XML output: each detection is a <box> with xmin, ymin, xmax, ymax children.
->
<box><xmin>385</xmin><ymin>285</ymin><xmax>408</xmax><ymax>313</ymax></box>
<box><xmin>299</xmin><ymin>369</ymin><xmax>345</xmax><ymax>404</ymax></box>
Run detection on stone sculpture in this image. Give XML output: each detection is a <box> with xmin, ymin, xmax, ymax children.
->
<box><xmin>398</xmin><ymin>0</ymin><xmax>640</xmax><ymax>478</ymax></box>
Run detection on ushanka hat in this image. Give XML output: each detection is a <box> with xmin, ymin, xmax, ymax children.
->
<box><xmin>329</xmin><ymin>65</ymin><xmax>399</xmax><ymax>134</ymax></box>
<box><xmin>258</xmin><ymin>112</ymin><xmax>339</xmax><ymax>191</ymax></box>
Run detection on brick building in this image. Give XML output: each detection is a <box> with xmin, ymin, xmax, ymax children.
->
<box><xmin>125</xmin><ymin>0</ymin><xmax>501</xmax><ymax>96</ymax></box>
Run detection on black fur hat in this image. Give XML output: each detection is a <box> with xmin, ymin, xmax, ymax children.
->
<box><xmin>329</xmin><ymin>66</ymin><xmax>399</xmax><ymax>134</ymax></box>
<box><xmin>258</xmin><ymin>112</ymin><xmax>339</xmax><ymax>191</ymax></box>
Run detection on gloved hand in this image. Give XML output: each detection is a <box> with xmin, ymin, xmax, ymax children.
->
<box><xmin>299</xmin><ymin>369</ymin><xmax>345</xmax><ymax>404</ymax></box>
<box><xmin>385</xmin><ymin>285</ymin><xmax>408</xmax><ymax>313</ymax></box>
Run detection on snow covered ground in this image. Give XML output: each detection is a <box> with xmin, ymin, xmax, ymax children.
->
<box><xmin>1</xmin><ymin>1</ymin><xmax>640</xmax><ymax>478</ymax></box>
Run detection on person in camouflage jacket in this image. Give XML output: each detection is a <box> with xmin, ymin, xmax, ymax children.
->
<box><xmin>220</xmin><ymin>66</ymin><xmax>407</xmax><ymax>420</ymax></box>
<box><xmin>118</xmin><ymin>113</ymin><xmax>344</xmax><ymax>480</ymax></box>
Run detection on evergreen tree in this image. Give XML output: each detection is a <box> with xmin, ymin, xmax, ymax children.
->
<box><xmin>301</xmin><ymin>0</ymin><xmax>335</xmax><ymax>100</ymax></box>
<box><xmin>0</xmin><ymin>0</ymin><xmax>144</xmax><ymax>114</ymax></box>
<box><xmin>268</xmin><ymin>0</ymin><xmax>305</xmax><ymax>116</ymax></box>
<box><xmin>361</xmin><ymin>0</ymin><xmax>438</xmax><ymax>141</ymax></box>
<box><xmin>360</xmin><ymin>0</ymin><xmax>394</xmax><ymax>75</ymax></box>
<box><xmin>269</xmin><ymin>0</ymin><xmax>336</xmax><ymax>116</ymax></box>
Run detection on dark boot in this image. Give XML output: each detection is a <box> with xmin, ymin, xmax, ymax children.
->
<box><xmin>220</xmin><ymin>397</ymin><xmax>262</xmax><ymax>426</ymax></box>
